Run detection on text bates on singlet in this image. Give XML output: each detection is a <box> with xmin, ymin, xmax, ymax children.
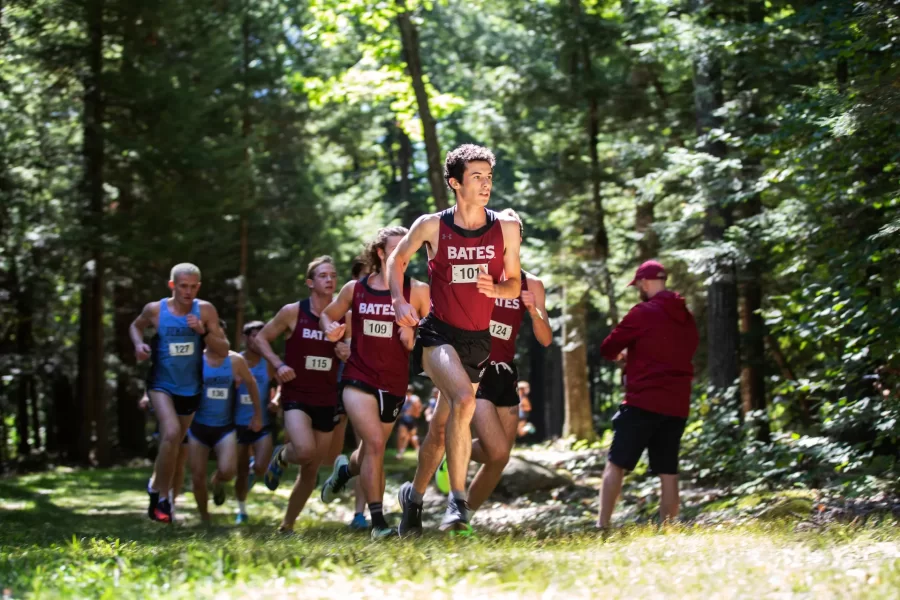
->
<box><xmin>169</xmin><ymin>342</ymin><xmax>195</xmax><ymax>356</ymax></box>
<box><xmin>363</xmin><ymin>319</ymin><xmax>392</xmax><ymax>338</ymax></box>
<box><xmin>451</xmin><ymin>264</ymin><xmax>488</xmax><ymax>284</ymax></box>
<box><xmin>207</xmin><ymin>387</ymin><xmax>229</xmax><ymax>400</ymax></box>
<box><xmin>490</xmin><ymin>320</ymin><xmax>513</xmax><ymax>340</ymax></box>
<box><xmin>305</xmin><ymin>356</ymin><xmax>333</xmax><ymax>371</ymax></box>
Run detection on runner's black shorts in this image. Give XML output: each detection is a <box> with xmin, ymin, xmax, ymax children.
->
<box><xmin>147</xmin><ymin>388</ymin><xmax>201</xmax><ymax>416</ymax></box>
<box><xmin>412</xmin><ymin>314</ymin><xmax>492</xmax><ymax>384</ymax></box>
<box><xmin>188</xmin><ymin>422</ymin><xmax>235</xmax><ymax>449</ymax></box>
<box><xmin>282</xmin><ymin>398</ymin><xmax>339</xmax><ymax>433</ymax></box>
<box><xmin>341</xmin><ymin>379</ymin><xmax>405</xmax><ymax>423</ymax></box>
<box><xmin>476</xmin><ymin>362</ymin><xmax>520</xmax><ymax>407</ymax></box>
<box><xmin>607</xmin><ymin>404</ymin><xmax>687</xmax><ymax>475</ymax></box>
<box><xmin>397</xmin><ymin>415</ymin><xmax>417</xmax><ymax>430</ymax></box>
<box><xmin>235</xmin><ymin>424</ymin><xmax>273</xmax><ymax>445</ymax></box>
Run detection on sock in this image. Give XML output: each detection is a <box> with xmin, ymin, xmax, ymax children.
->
<box><xmin>147</xmin><ymin>479</ymin><xmax>157</xmax><ymax>495</ymax></box>
<box><xmin>409</xmin><ymin>486</ymin><xmax>424</xmax><ymax>504</ymax></box>
<box><xmin>451</xmin><ymin>490</ymin><xmax>468</xmax><ymax>504</ymax></box>
<box><xmin>238</xmin><ymin>501</ymin><xmax>247</xmax><ymax>514</ymax></box>
<box><xmin>277</xmin><ymin>446</ymin><xmax>286</xmax><ymax>466</ymax></box>
<box><xmin>369</xmin><ymin>502</ymin><xmax>388</xmax><ymax>529</ymax></box>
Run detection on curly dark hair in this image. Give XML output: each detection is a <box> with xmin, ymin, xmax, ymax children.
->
<box><xmin>364</xmin><ymin>226</ymin><xmax>409</xmax><ymax>274</ymax></box>
<box><xmin>444</xmin><ymin>144</ymin><xmax>496</xmax><ymax>194</ymax></box>
<box><xmin>350</xmin><ymin>255</ymin><xmax>368</xmax><ymax>280</ymax></box>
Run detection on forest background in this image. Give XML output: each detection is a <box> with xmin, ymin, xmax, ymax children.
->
<box><xmin>1</xmin><ymin>0</ymin><xmax>898</xmax><ymax>496</ymax></box>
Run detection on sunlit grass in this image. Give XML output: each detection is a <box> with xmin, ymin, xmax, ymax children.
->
<box><xmin>1</xmin><ymin>465</ymin><xmax>899</xmax><ymax>598</ymax></box>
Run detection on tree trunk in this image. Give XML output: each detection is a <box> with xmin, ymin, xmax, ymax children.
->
<box><xmin>398</xmin><ymin>123</ymin><xmax>414</xmax><ymax>225</ymax></box>
<box><xmin>572</xmin><ymin>0</ymin><xmax>618</xmax><ymax>325</ymax></box>
<box><xmin>395</xmin><ymin>1</ymin><xmax>447</xmax><ymax>210</ymax></box>
<box><xmin>112</xmin><ymin>1</ymin><xmax>146</xmax><ymax>458</ymax></box>
<box><xmin>562</xmin><ymin>287</ymin><xmax>596</xmax><ymax>441</ymax></box>
<box><xmin>234</xmin><ymin>10</ymin><xmax>253</xmax><ymax>346</ymax></box>
<box><xmin>693</xmin><ymin>4</ymin><xmax>739</xmax><ymax>395</ymax></box>
<box><xmin>636</xmin><ymin>201</ymin><xmax>659</xmax><ymax>262</ymax></box>
<box><xmin>12</xmin><ymin>259</ymin><xmax>30</xmax><ymax>457</ymax></box>
<box><xmin>77</xmin><ymin>0</ymin><xmax>108</xmax><ymax>466</ymax></box>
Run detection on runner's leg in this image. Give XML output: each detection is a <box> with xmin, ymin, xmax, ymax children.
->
<box><xmin>468</xmin><ymin>401</ymin><xmax>519</xmax><ymax>511</ymax></box>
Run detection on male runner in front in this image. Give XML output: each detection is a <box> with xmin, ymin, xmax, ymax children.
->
<box><xmin>130</xmin><ymin>262</ymin><xmax>229</xmax><ymax>522</ymax></box>
<box><xmin>317</xmin><ymin>226</ymin><xmax>431</xmax><ymax>539</ymax></box>
<box><xmin>254</xmin><ymin>256</ymin><xmax>350</xmax><ymax>533</ymax></box>
<box><xmin>233</xmin><ymin>320</ymin><xmax>278</xmax><ymax>524</ymax></box>
<box><xmin>387</xmin><ymin>144</ymin><xmax>522</xmax><ymax>534</ymax></box>
<box><xmin>414</xmin><ymin>209</ymin><xmax>553</xmax><ymax>520</ymax></box>
<box><xmin>188</xmin><ymin>340</ymin><xmax>262</xmax><ymax>522</ymax></box>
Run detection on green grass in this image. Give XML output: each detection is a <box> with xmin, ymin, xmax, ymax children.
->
<box><xmin>1</xmin><ymin>465</ymin><xmax>899</xmax><ymax>598</ymax></box>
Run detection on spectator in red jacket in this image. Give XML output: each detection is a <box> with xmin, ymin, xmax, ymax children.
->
<box><xmin>597</xmin><ymin>260</ymin><xmax>698</xmax><ymax>529</ymax></box>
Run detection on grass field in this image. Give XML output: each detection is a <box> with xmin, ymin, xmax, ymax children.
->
<box><xmin>1</xmin><ymin>463</ymin><xmax>899</xmax><ymax>598</ymax></box>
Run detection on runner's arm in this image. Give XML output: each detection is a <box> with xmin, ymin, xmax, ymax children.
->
<box><xmin>321</xmin><ymin>280</ymin><xmax>354</xmax><ymax>341</ymax></box>
<box><xmin>254</xmin><ymin>304</ymin><xmax>296</xmax><ymax>369</ymax></box>
<box><xmin>129</xmin><ymin>302</ymin><xmax>158</xmax><ymax>348</ymax></box>
<box><xmin>232</xmin><ymin>353</ymin><xmax>262</xmax><ymax>428</ymax></box>
<box><xmin>526</xmin><ymin>276</ymin><xmax>552</xmax><ymax>347</ymax></box>
<box><xmin>199</xmin><ymin>302</ymin><xmax>230</xmax><ymax>356</ymax></box>
<box><xmin>387</xmin><ymin>215</ymin><xmax>439</xmax><ymax>309</ymax></box>
<box><xmin>494</xmin><ymin>217</ymin><xmax>523</xmax><ymax>299</ymax></box>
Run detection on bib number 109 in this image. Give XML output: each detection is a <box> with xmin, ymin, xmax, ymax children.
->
<box><xmin>451</xmin><ymin>264</ymin><xmax>488</xmax><ymax>284</ymax></box>
<box><xmin>363</xmin><ymin>319</ymin><xmax>392</xmax><ymax>338</ymax></box>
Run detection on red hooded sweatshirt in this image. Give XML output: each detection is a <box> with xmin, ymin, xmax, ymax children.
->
<box><xmin>600</xmin><ymin>290</ymin><xmax>699</xmax><ymax>418</ymax></box>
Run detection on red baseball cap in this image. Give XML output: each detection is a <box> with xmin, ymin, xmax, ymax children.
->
<box><xmin>628</xmin><ymin>260</ymin><xmax>668</xmax><ymax>286</ymax></box>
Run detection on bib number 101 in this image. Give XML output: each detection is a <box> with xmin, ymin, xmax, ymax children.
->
<box><xmin>451</xmin><ymin>264</ymin><xmax>488</xmax><ymax>284</ymax></box>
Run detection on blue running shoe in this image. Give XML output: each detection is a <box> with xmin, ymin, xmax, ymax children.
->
<box><xmin>265</xmin><ymin>445</ymin><xmax>285</xmax><ymax>491</ymax></box>
<box><xmin>349</xmin><ymin>512</ymin><xmax>369</xmax><ymax>530</ymax></box>
<box><xmin>235</xmin><ymin>512</ymin><xmax>249</xmax><ymax>525</ymax></box>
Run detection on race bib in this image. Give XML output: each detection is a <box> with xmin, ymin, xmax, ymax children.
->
<box><xmin>451</xmin><ymin>264</ymin><xmax>488</xmax><ymax>284</ymax></box>
<box><xmin>169</xmin><ymin>342</ymin><xmax>195</xmax><ymax>357</ymax></box>
<box><xmin>240</xmin><ymin>393</ymin><xmax>252</xmax><ymax>405</ymax></box>
<box><xmin>206</xmin><ymin>387</ymin><xmax>229</xmax><ymax>400</ymax></box>
<box><xmin>489</xmin><ymin>320</ymin><xmax>512</xmax><ymax>340</ymax></box>
<box><xmin>305</xmin><ymin>356</ymin><xmax>333</xmax><ymax>372</ymax></box>
<box><xmin>363</xmin><ymin>319</ymin><xmax>392</xmax><ymax>338</ymax></box>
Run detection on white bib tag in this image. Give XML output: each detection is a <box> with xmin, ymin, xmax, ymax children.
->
<box><xmin>451</xmin><ymin>264</ymin><xmax>488</xmax><ymax>284</ymax></box>
<box><xmin>240</xmin><ymin>393</ymin><xmax>252</xmax><ymax>405</ymax></box>
<box><xmin>489</xmin><ymin>320</ymin><xmax>512</xmax><ymax>341</ymax></box>
<box><xmin>305</xmin><ymin>356</ymin><xmax>333</xmax><ymax>372</ymax></box>
<box><xmin>206</xmin><ymin>387</ymin><xmax>229</xmax><ymax>400</ymax></box>
<box><xmin>169</xmin><ymin>342</ymin><xmax>195</xmax><ymax>357</ymax></box>
<box><xmin>363</xmin><ymin>319</ymin><xmax>392</xmax><ymax>338</ymax></box>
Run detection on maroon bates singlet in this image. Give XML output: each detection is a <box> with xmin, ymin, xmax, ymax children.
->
<box><xmin>429</xmin><ymin>208</ymin><xmax>505</xmax><ymax>331</ymax></box>
<box><xmin>343</xmin><ymin>275</ymin><xmax>412</xmax><ymax>397</ymax></box>
<box><xmin>283</xmin><ymin>299</ymin><xmax>342</xmax><ymax>406</ymax></box>
<box><xmin>488</xmin><ymin>274</ymin><xmax>528</xmax><ymax>364</ymax></box>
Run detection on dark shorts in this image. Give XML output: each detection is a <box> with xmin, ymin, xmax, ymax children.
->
<box><xmin>148</xmin><ymin>389</ymin><xmax>201</xmax><ymax>416</ymax></box>
<box><xmin>398</xmin><ymin>415</ymin><xmax>417</xmax><ymax>430</ymax></box>
<box><xmin>283</xmin><ymin>401</ymin><xmax>339</xmax><ymax>433</ymax></box>
<box><xmin>341</xmin><ymin>379</ymin><xmax>405</xmax><ymax>423</ymax></box>
<box><xmin>412</xmin><ymin>315</ymin><xmax>492</xmax><ymax>384</ymax></box>
<box><xmin>608</xmin><ymin>404</ymin><xmax>687</xmax><ymax>475</ymax></box>
<box><xmin>188</xmin><ymin>422</ymin><xmax>235</xmax><ymax>449</ymax></box>
<box><xmin>235</xmin><ymin>424</ymin><xmax>273</xmax><ymax>446</ymax></box>
<box><xmin>476</xmin><ymin>362</ymin><xmax>520</xmax><ymax>407</ymax></box>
